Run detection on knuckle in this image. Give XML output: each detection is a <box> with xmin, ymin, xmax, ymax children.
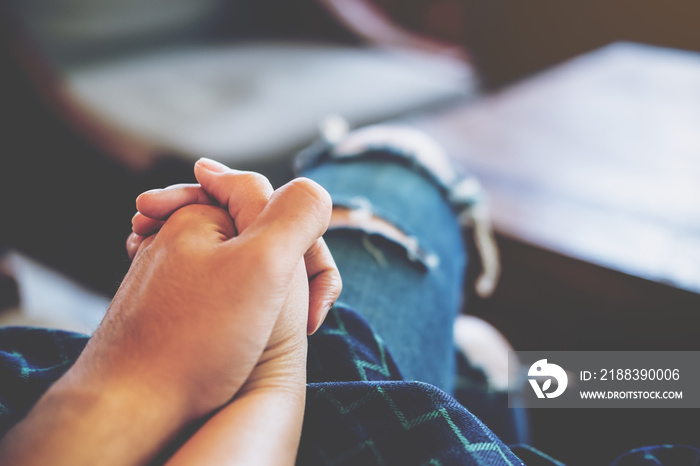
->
<box><xmin>219</xmin><ymin>171</ymin><xmax>273</xmax><ymax>196</ymax></box>
<box><xmin>242</xmin><ymin>172</ymin><xmax>274</xmax><ymax>198</ymax></box>
<box><xmin>166</xmin><ymin>203</ymin><xmax>210</xmax><ymax>225</ymax></box>
<box><xmin>241</xmin><ymin>171</ymin><xmax>271</xmax><ymax>186</ymax></box>
<box><xmin>286</xmin><ymin>177</ymin><xmax>332</xmax><ymax>216</ymax></box>
<box><xmin>162</xmin><ymin>205</ymin><xmax>232</xmax><ymax>240</ymax></box>
<box><xmin>157</xmin><ymin>205</ymin><xmax>230</xmax><ymax>256</ymax></box>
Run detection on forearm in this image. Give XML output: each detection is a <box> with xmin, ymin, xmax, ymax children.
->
<box><xmin>0</xmin><ymin>372</ymin><xmax>192</xmax><ymax>466</ymax></box>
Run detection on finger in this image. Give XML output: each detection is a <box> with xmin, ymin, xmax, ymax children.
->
<box><xmin>159</xmin><ymin>204</ymin><xmax>236</xmax><ymax>246</ymax></box>
<box><xmin>305</xmin><ymin>238</ymin><xmax>342</xmax><ymax>335</ymax></box>
<box><xmin>196</xmin><ymin>159</ymin><xmax>340</xmax><ymax>332</ymax></box>
<box><xmin>126</xmin><ymin>232</ymin><xmax>147</xmax><ymax>260</ymax></box>
<box><xmin>196</xmin><ymin>159</ymin><xmax>338</xmax><ymax>325</ymax></box>
<box><xmin>240</xmin><ymin>178</ymin><xmax>332</xmax><ymax>266</ymax></box>
<box><xmin>194</xmin><ymin>158</ymin><xmax>274</xmax><ymax>233</ymax></box>
<box><xmin>136</xmin><ymin>184</ymin><xmax>214</xmax><ymax>221</ymax></box>
<box><xmin>132</xmin><ymin>212</ymin><xmax>165</xmax><ymax>236</ymax></box>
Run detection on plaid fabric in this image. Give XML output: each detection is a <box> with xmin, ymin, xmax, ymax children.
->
<box><xmin>0</xmin><ymin>305</ymin><xmax>697</xmax><ymax>465</ymax></box>
<box><xmin>301</xmin><ymin>305</ymin><xmax>522</xmax><ymax>465</ymax></box>
<box><xmin>0</xmin><ymin>326</ymin><xmax>88</xmax><ymax>436</ymax></box>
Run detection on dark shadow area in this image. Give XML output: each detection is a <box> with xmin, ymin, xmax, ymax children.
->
<box><xmin>471</xmin><ymin>235</ymin><xmax>700</xmax><ymax>464</ymax></box>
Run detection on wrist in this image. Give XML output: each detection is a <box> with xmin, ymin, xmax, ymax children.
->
<box><xmin>238</xmin><ymin>333</ymin><xmax>307</xmax><ymax>398</ymax></box>
<box><xmin>166</xmin><ymin>361</ymin><xmax>307</xmax><ymax>466</ymax></box>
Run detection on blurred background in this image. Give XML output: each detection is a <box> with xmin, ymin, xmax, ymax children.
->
<box><xmin>0</xmin><ymin>0</ymin><xmax>699</xmax><ymax>464</ymax></box>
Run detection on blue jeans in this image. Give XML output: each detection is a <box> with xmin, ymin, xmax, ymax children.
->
<box><xmin>301</xmin><ymin>157</ymin><xmax>466</xmax><ymax>394</ymax></box>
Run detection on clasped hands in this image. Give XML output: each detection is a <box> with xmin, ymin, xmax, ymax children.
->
<box><xmin>122</xmin><ymin>157</ymin><xmax>341</xmax><ymax>413</ymax></box>
<box><xmin>0</xmin><ymin>158</ymin><xmax>341</xmax><ymax>466</ymax></box>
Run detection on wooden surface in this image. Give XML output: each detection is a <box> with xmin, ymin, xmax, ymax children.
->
<box><xmin>412</xmin><ymin>42</ymin><xmax>700</xmax><ymax>294</ymax></box>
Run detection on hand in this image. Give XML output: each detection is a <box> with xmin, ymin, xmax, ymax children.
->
<box><xmin>0</xmin><ymin>177</ymin><xmax>331</xmax><ymax>466</ymax></box>
<box><xmin>98</xmin><ymin>176</ymin><xmax>331</xmax><ymax>417</ymax></box>
<box><xmin>127</xmin><ymin>158</ymin><xmax>341</xmax><ymax>335</ymax></box>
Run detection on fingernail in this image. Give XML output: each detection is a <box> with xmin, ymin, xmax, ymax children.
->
<box><xmin>126</xmin><ymin>233</ymin><xmax>139</xmax><ymax>259</ymax></box>
<box><xmin>309</xmin><ymin>322</ymin><xmax>322</xmax><ymax>336</ymax></box>
<box><xmin>310</xmin><ymin>302</ymin><xmax>334</xmax><ymax>335</ymax></box>
<box><xmin>136</xmin><ymin>189</ymin><xmax>161</xmax><ymax>205</ymax></box>
<box><xmin>142</xmin><ymin>188</ymin><xmax>163</xmax><ymax>195</ymax></box>
<box><xmin>195</xmin><ymin>157</ymin><xmax>228</xmax><ymax>173</ymax></box>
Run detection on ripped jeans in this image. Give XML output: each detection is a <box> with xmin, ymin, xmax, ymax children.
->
<box><xmin>301</xmin><ymin>157</ymin><xmax>466</xmax><ymax>394</ymax></box>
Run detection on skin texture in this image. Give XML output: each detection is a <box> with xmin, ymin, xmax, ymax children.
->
<box><xmin>130</xmin><ymin>158</ymin><xmax>342</xmax><ymax>335</ymax></box>
<box><xmin>0</xmin><ymin>161</ymin><xmax>337</xmax><ymax>465</ymax></box>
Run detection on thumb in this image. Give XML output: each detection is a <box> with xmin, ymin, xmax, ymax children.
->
<box><xmin>238</xmin><ymin>178</ymin><xmax>332</xmax><ymax>268</ymax></box>
<box><xmin>194</xmin><ymin>158</ymin><xmax>274</xmax><ymax>233</ymax></box>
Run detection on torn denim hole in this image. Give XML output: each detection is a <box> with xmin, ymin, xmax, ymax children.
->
<box><xmin>330</xmin><ymin>197</ymin><xmax>440</xmax><ymax>271</ymax></box>
<box><xmin>457</xmin><ymin>202</ymin><xmax>500</xmax><ymax>299</ymax></box>
<box><xmin>328</xmin><ymin>227</ymin><xmax>440</xmax><ymax>272</ymax></box>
